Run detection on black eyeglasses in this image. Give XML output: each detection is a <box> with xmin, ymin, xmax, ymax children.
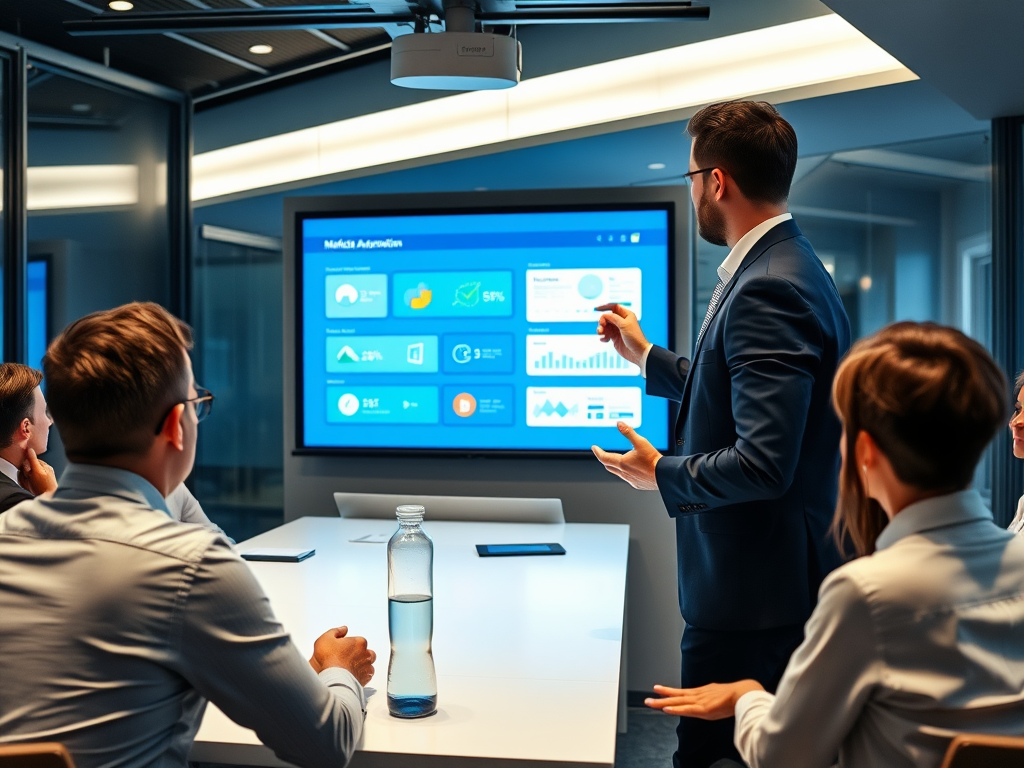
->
<box><xmin>154</xmin><ymin>386</ymin><xmax>215</xmax><ymax>435</ymax></box>
<box><xmin>682</xmin><ymin>167</ymin><xmax>717</xmax><ymax>182</ymax></box>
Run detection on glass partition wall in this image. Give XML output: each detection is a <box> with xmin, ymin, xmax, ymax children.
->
<box><xmin>192</xmin><ymin>226</ymin><xmax>284</xmax><ymax>541</ymax></box>
<box><xmin>694</xmin><ymin>130</ymin><xmax>995</xmax><ymax>503</ymax></box>
<box><xmin>0</xmin><ymin>35</ymin><xmax>188</xmax><ymax>477</ymax></box>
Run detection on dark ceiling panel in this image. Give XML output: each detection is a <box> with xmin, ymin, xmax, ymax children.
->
<box><xmin>823</xmin><ymin>0</ymin><xmax>1024</xmax><ymax>120</ymax></box>
<box><xmin>325</xmin><ymin>26</ymin><xmax>386</xmax><ymax>46</ymax></box>
<box><xmin>2</xmin><ymin>0</ymin><xmax>395</xmax><ymax>97</ymax></box>
<box><xmin>189</xmin><ymin>29</ymin><xmax>335</xmax><ymax>67</ymax></box>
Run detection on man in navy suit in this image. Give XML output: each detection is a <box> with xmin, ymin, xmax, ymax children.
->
<box><xmin>593</xmin><ymin>101</ymin><xmax>850</xmax><ymax>767</ymax></box>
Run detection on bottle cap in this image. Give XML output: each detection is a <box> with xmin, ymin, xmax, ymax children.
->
<box><xmin>396</xmin><ymin>504</ymin><xmax>425</xmax><ymax>522</ymax></box>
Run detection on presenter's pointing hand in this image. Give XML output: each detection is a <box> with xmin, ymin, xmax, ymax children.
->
<box><xmin>595</xmin><ymin>303</ymin><xmax>651</xmax><ymax>367</ymax></box>
<box><xmin>591</xmin><ymin>422</ymin><xmax>662</xmax><ymax>491</ymax></box>
<box><xmin>309</xmin><ymin>626</ymin><xmax>377</xmax><ymax>686</ymax></box>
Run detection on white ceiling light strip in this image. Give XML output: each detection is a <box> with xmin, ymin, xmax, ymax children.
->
<box><xmin>192</xmin><ymin>14</ymin><xmax>916</xmax><ymax>202</ymax></box>
<box><xmin>0</xmin><ymin>165</ymin><xmax>141</xmax><ymax>212</ymax></box>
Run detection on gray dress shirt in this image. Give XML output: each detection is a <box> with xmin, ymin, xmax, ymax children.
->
<box><xmin>734</xmin><ymin>490</ymin><xmax>1024</xmax><ymax>768</ymax></box>
<box><xmin>0</xmin><ymin>463</ymin><xmax>366</xmax><ymax>768</ymax></box>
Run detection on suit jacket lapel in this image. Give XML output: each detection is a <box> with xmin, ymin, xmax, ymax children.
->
<box><xmin>674</xmin><ymin>219</ymin><xmax>803</xmax><ymax>438</ymax></box>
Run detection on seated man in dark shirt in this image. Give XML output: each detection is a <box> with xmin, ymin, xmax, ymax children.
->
<box><xmin>0</xmin><ymin>363</ymin><xmax>57</xmax><ymax>513</ymax></box>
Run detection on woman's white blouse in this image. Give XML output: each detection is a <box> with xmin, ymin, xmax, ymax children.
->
<box><xmin>734</xmin><ymin>490</ymin><xmax>1024</xmax><ymax>768</ymax></box>
<box><xmin>1008</xmin><ymin>494</ymin><xmax>1024</xmax><ymax>534</ymax></box>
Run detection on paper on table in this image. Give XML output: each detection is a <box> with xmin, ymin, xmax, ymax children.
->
<box><xmin>349</xmin><ymin>533</ymin><xmax>391</xmax><ymax>544</ymax></box>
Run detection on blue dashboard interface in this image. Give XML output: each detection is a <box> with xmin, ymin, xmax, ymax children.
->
<box><xmin>299</xmin><ymin>208</ymin><xmax>672</xmax><ymax>452</ymax></box>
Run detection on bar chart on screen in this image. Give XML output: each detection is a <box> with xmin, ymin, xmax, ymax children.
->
<box><xmin>526</xmin><ymin>335</ymin><xmax>640</xmax><ymax>376</ymax></box>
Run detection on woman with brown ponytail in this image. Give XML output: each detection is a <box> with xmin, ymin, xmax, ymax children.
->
<box><xmin>645</xmin><ymin>322</ymin><xmax>1024</xmax><ymax>768</ymax></box>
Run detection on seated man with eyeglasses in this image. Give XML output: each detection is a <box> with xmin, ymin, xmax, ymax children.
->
<box><xmin>0</xmin><ymin>302</ymin><xmax>375</xmax><ymax>768</ymax></box>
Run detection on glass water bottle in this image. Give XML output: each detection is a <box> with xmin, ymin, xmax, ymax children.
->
<box><xmin>387</xmin><ymin>504</ymin><xmax>437</xmax><ymax>718</ymax></box>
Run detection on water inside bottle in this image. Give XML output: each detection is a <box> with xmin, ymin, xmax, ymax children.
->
<box><xmin>387</xmin><ymin>594</ymin><xmax>437</xmax><ymax>718</ymax></box>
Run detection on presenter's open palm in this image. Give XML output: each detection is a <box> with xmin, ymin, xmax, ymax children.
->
<box><xmin>644</xmin><ymin>681</ymin><xmax>765</xmax><ymax>720</ymax></box>
<box><xmin>592</xmin><ymin>422</ymin><xmax>662</xmax><ymax>491</ymax></box>
<box><xmin>596</xmin><ymin>303</ymin><xmax>649</xmax><ymax>366</ymax></box>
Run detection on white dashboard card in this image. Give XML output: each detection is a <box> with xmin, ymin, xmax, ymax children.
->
<box><xmin>526</xmin><ymin>268</ymin><xmax>642</xmax><ymax>323</ymax></box>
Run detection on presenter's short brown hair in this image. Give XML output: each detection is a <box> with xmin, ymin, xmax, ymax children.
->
<box><xmin>43</xmin><ymin>302</ymin><xmax>193</xmax><ymax>461</ymax></box>
<box><xmin>687</xmin><ymin>101</ymin><xmax>798</xmax><ymax>204</ymax></box>
<box><xmin>0</xmin><ymin>363</ymin><xmax>43</xmax><ymax>449</ymax></box>
<box><xmin>831</xmin><ymin>322</ymin><xmax>1007</xmax><ymax>557</ymax></box>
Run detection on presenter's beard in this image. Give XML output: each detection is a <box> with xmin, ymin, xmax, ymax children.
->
<box><xmin>697</xmin><ymin>187</ymin><xmax>728</xmax><ymax>247</ymax></box>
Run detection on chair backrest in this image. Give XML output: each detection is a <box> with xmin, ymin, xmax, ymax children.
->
<box><xmin>334</xmin><ymin>492</ymin><xmax>565</xmax><ymax>524</ymax></box>
<box><xmin>940</xmin><ymin>733</ymin><xmax>1024</xmax><ymax>768</ymax></box>
<box><xmin>0</xmin><ymin>743</ymin><xmax>75</xmax><ymax>768</ymax></box>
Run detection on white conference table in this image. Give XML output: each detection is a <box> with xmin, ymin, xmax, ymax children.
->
<box><xmin>191</xmin><ymin>516</ymin><xmax>630</xmax><ymax>768</ymax></box>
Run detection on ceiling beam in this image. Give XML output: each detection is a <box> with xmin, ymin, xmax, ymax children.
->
<box><xmin>234</xmin><ymin>0</ymin><xmax>353</xmax><ymax>51</ymax></box>
<box><xmin>64</xmin><ymin>4</ymin><xmax>707</xmax><ymax>34</ymax></box>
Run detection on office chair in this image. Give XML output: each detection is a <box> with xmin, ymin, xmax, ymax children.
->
<box><xmin>939</xmin><ymin>733</ymin><xmax>1024</xmax><ymax>768</ymax></box>
<box><xmin>0</xmin><ymin>743</ymin><xmax>75</xmax><ymax>768</ymax></box>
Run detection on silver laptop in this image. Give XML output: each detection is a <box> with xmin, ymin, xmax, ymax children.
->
<box><xmin>333</xmin><ymin>492</ymin><xmax>564</xmax><ymax>524</ymax></box>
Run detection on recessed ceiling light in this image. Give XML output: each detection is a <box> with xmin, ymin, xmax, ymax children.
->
<box><xmin>108</xmin><ymin>1</ymin><xmax>134</xmax><ymax>10</ymax></box>
<box><xmin>248</xmin><ymin>44</ymin><xmax>274</xmax><ymax>55</ymax></box>
<box><xmin>647</xmin><ymin>162</ymin><xmax>666</xmax><ymax>170</ymax></box>
<box><xmin>71</xmin><ymin>103</ymin><xmax>92</xmax><ymax>113</ymax></box>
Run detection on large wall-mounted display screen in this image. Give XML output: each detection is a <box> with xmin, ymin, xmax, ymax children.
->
<box><xmin>297</xmin><ymin>206</ymin><xmax>673</xmax><ymax>453</ymax></box>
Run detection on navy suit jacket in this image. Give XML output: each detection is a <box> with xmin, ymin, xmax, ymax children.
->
<box><xmin>648</xmin><ymin>219</ymin><xmax>851</xmax><ymax>632</ymax></box>
<box><xmin>0</xmin><ymin>472</ymin><xmax>33</xmax><ymax>516</ymax></box>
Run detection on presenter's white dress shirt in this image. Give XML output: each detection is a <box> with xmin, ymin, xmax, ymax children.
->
<box><xmin>733</xmin><ymin>490</ymin><xmax>1024</xmax><ymax>768</ymax></box>
<box><xmin>0</xmin><ymin>456</ymin><xmax>19</xmax><ymax>485</ymax></box>
<box><xmin>0</xmin><ymin>463</ymin><xmax>365</xmax><ymax>768</ymax></box>
<box><xmin>640</xmin><ymin>212</ymin><xmax>793</xmax><ymax>376</ymax></box>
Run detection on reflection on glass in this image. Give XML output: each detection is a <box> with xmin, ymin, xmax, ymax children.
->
<box><xmin>0</xmin><ymin>55</ymin><xmax>6</xmax><ymax>353</ymax></box>
<box><xmin>694</xmin><ymin>130</ymin><xmax>993</xmax><ymax>499</ymax></box>
<box><xmin>193</xmin><ymin>231</ymin><xmax>284</xmax><ymax>542</ymax></box>
<box><xmin>27</xmin><ymin>63</ymin><xmax>173</xmax><ymax>475</ymax></box>
<box><xmin>27</xmin><ymin>259</ymin><xmax>48</xmax><ymax>372</ymax></box>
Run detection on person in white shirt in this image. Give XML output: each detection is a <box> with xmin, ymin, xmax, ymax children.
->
<box><xmin>0</xmin><ymin>363</ymin><xmax>56</xmax><ymax>513</ymax></box>
<box><xmin>1006</xmin><ymin>371</ymin><xmax>1024</xmax><ymax>534</ymax></box>
<box><xmin>645</xmin><ymin>321</ymin><xmax>1024</xmax><ymax>768</ymax></box>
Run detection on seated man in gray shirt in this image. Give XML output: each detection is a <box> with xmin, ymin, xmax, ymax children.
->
<box><xmin>0</xmin><ymin>302</ymin><xmax>375</xmax><ymax>768</ymax></box>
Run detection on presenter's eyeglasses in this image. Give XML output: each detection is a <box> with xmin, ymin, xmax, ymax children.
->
<box><xmin>682</xmin><ymin>167</ymin><xmax>717</xmax><ymax>183</ymax></box>
<box><xmin>154</xmin><ymin>386</ymin><xmax>215</xmax><ymax>434</ymax></box>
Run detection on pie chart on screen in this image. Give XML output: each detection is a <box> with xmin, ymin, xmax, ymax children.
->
<box><xmin>335</xmin><ymin>283</ymin><xmax>359</xmax><ymax>305</ymax></box>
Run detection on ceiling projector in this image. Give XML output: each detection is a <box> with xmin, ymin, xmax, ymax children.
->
<box><xmin>391</xmin><ymin>3</ymin><xmax>519</xmax><ymax>90</ymax></box>
<box><xmin>391</xmin><ymin>31</ymin><xmax>521</xmax><ymax>90</ymax></box>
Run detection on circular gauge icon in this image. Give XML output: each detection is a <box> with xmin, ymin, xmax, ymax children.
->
<box><xmin>335</xmin><ymin>283</ymin><xmax>359</xmax><ymax>305</ymax></box>
<box><xmin>452</xmin><ymin>343</ymin><xmax>473</xmax><ymax>364</ymax></box>
<box><xmin>577</xmin><ymin>273</ymin><xmax>604</xmax><ymax>300</ymax></box>
<box><xmin>338</xmin><ymin>393</ymin><xmax>360</xmax><ymax>417</ymax></box>
<box><xmin>452</xmin><ymin>392</ymin><xmax>477</xmax><ymax>418</ymax></box>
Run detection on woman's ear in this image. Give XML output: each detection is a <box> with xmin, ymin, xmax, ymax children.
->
<box><xmin>854</xmin><ymin>430</ymin><xmax>880</xmax><ymax>474</ymax></box>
